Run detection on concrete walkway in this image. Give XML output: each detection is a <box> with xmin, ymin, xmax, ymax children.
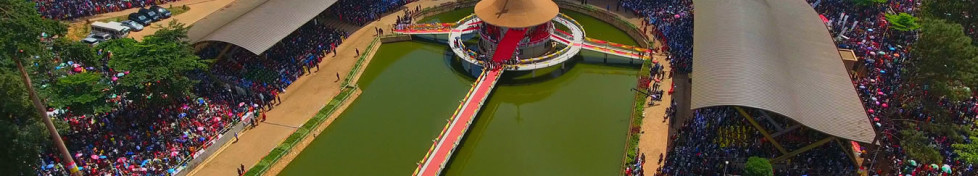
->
<box><xmin>575</xmin><ymin>1</ymin><xmax>679</xmax><ymax>176</ymax></box>
<box><xmin>417</xmin><ymin>68</ymin><xmax>502</xmax><ymax>176</ymax></box>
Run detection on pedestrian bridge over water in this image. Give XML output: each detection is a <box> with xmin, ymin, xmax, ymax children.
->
<box><xmin>393</xmin><ymin>13</ymin><xmax>652</xmax><ymax>176</ymax></box>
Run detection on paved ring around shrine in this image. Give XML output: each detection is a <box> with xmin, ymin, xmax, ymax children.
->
<box><xmin>448</xmin><ymin>13</ymin><xmax>586</xmax><ymax>71</ymax></box>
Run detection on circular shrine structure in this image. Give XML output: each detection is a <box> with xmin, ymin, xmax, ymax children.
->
<box><xmin>446</xmin><ymin>0</ymin><xmax>589</xmax><ymax>76</ymax></box>
<box><xmin>450</xmin><ymin>13</ymin><xmax>586</xmax><ymax>75</ymax></box>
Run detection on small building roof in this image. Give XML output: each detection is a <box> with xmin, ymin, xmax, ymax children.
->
<box><xmin>474</xmin><ymin>0</ymin><xmax>559</xmax><ymax>28</ymax></box>
<box><xmin>839</xmin><ymin>49</ymin><xmax>858</xmax><ymax>62</ymax></box>
<box><xmin>691</xmin><ymin>0</ymin><xmax>876</xmax><ymax>143</ymax></box>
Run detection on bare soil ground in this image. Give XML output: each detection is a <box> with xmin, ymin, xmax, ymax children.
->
<box><xmin>65</xmin><ymin>0</ymin><xmax>238</xmax><ymax>41</ymax></box>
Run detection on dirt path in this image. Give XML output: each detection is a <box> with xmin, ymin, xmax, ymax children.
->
<box><xmin>260</xmin><ymin>32</ymin><xmax>386</xmax><ymax>175</ymax></box>
<box><xmin>69</xmin><ymin>0</ymin><xmax>226</xmax><ymax>23</ymax></box>
<box><xmin>126</xmin><ymin>0</ymin><xmax>238</xmax><ymax>40</ymax></box>
<box><xmin>261</xmin><ymin>88</ymin><xmax>362</xmax><ymax>176</ymax></box>
<box><xmin>65</xmin><ymin>0</ymin><xmax>238</xmax><ymax>41</ymax></box>
<box><xmin>185</xmin><ymin>1</ymin><xmax>451</xmax><ymax>175</ymax></box>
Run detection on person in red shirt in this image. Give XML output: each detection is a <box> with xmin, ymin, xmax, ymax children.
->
<box><xmin>272</xmin><ymin>91</ymin><xmax>280</xmax><ymax>105</ymax></box>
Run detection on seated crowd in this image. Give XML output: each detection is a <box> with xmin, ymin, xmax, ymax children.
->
<box><xmin>35</xmin><ymin>49</ymin><xmax>252</xmax><ymax>175</ymax></box>
<box><xmin>203</xmin><ymin>18</ymin><xmax>347</xmax><ymax>111</ymax></box>
<box><xmin>33</xmin><ymin>0</ymin><xmax>182</xmax><ymax>20</ymax></box>
<box><xmin>650</xmin><ymin>107</ymin><xmax>856</xmax><ymax>176</ymax></box>
<box><xmin>329</xmin><ymin>0</ymin><xmax>417</xmax><ymax>26</ymax></box>
<box><xmin>36</xmin><ymin>1</ymin><xmax>367</xmax><ymax>175</ymax></box>
<box><xmin>38</xmin><ymin>98</ymin><xmax>246</xmax><ymax>175</ymax></box>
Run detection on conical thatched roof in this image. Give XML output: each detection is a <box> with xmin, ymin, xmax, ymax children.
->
<box><xmin>474</xmin><ymin>0</ymin><xmax>559</xmax><ymax>28</ymax></box>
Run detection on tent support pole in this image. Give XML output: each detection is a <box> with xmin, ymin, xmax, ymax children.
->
<box><xmin>736</xmin><ymin>106</ymin><xmax>789</xmax><ymax>155</ymax></box>
<box><xmin>215</xmin><ymin>43</ymin><xmax>233</xmax><ymax>60</ymax></box>
<box><xmin>772</xmin><ymin>136</ymin><xmax>835</xmax><ymax>162</ymax></box>
<box><xmin>836</xmin><ymin>138</ymin><xmax>860</xmax><ymax>169</ymax></box>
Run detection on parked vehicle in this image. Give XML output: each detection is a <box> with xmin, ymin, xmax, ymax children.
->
<box><xmin>81</xmin><ymin>33</ymin><xmax>111</xmax><ymax>46</ymax></box>
<box><xmin>128</xmin><ymin>13</ymin><xmax>152</xmax><ymax>25</ymax></box>
<box><xmin>120</xmin><ymin>20</ymin><xmax>144</xmax><ymax>31</ymax></box>
<box><xmin>150</xmin><ymin>6</ymin><xmax>172</xmax><ymax>18</ymax></box>
<box><xmin>80</xmin><ymin>37</ymin><xmax>100</xmax><ymax>45</ymax></box>
<box><xmin>139</xmin><ymin>8</ymin><xmax>160</xmax><ymax>22</ymax></box>
<box><xmin>91</xmin><ymin>21</ymin><xmax>130</xmax><ymax>39</ymax></box>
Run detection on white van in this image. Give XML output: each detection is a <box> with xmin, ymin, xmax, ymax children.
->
<box><xmin>91</xmin><ymin>21</ymin><xmax>131</xmax><ymax>39</ymax></box>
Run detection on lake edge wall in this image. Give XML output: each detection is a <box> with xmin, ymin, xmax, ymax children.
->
<box><xmin>408</xmin><ymin>0</ymin><xmax>649</xmax><ymax>49</ymax></box>
<box><xmin>553</xmin><ymin>0</ymin><xmax>650</xmax><ymax>48</ymax></box>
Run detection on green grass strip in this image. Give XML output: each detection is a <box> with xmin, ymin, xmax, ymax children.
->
<box><xmin>245</xmin><ymin>37</ymin><xmax>379</xmax><ymax>176</ymax></box>
<box><xmin>622</xmin><ymin>59</ymin><xmax>651</xmax><ymax>173</ymax></box>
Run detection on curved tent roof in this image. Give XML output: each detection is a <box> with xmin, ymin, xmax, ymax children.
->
<box><xmin>691</xmin><ymin>0</ymin><xmax>875</xmax><ymax>143</ymax></box>
<box><xmin>188</xmin><ymin>0</ymin><xmax>338</xmax><ymax>54</ymax></box>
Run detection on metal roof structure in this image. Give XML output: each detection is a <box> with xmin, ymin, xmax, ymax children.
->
<box><xmin>474</xmin><ymin>0</ymin><xmax>559</xmax><ymax>28</ymax></box>
<box><xmin>187</xmin><ymin>0</ymin><xmax>338</xmax><ymax>54</ymax></box>
<box><xmin>690</xmin><ymin>0</ymin><xmax>876</xmax><ymax>143</ymax></box>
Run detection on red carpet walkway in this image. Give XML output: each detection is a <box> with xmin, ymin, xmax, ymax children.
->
<box><xmin>491</xmin><ymin>29</ymin><xmax>527</xmax><ymax>63</ymax></box>
<box><xmin>414</xmin><ymin>28</ymin><xmax>525</xmax><ymax>176</ymax></box>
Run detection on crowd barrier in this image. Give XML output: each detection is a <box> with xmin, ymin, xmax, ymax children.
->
<box><xmin>173</xmin><ymin>111</ymin><xmax>253</xmax><ymax>176</ymax></box>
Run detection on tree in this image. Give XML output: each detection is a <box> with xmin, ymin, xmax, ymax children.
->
<box><xmin>886</xmin><ymin>13</ymin><xmax>921</xmax><ymax>31</ymax></box>
<box><xmin>953</xmin><ymin>136</ymin><xmax>978</xmax><ymax>165</ymax></box>
<box><xmin>852</xmin><ymin>0</ymin><xmax>887</xmax><ymax>6</ymax></box>
<box><xmin>46</xmin><ymin>73</ymin><xmax>111</xmax><ymax>115</ymax></box>
<box><xmin>922</xmin><ymin>0</ymin><xmax>978</xmax><ymax>41</ymax></box>
<box><xmin>901</xmin><ymin>128</ymin><xmax>944</xmax><ymax>164</ymax></box>
<box><xmin>0</xmin><ymin>70</ymin><xmax>48</xmax><ymax>175</ymax></box>
<box><xmin>1</xmin><ymin>0</ymin><xmax>78</xmax><ymax>175</ymax></box>
<box><xmin>908</xmin><ymin>19</ymin><xmax>978</xmax><ymax>103</ymax></box>
<box><xmin>744</xmin><ymin>156</ymin><xmax>773</xmax><ymax>176</ymax></box>
<box><xmin>0</xmin><ymin>71</ymin><xmax>70</xmax><ymax>175</ymax></box>
<box><xmin>149</xmin><ymin>20</ymin><xmax>191</xmax><ymax>43</ymax></box>
<box><xmin>53</xmin><ymin>38</ymin><xmax>100</xmax><ymax>66</ymax></box>
<box><xmin>99</xmin><ymin>21</ymin><xmax>206</xmax><ymax>106</ymax></box>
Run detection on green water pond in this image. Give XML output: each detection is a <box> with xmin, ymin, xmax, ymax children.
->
<box><xmin>282</xmin><ymin>8</ymin><xmax>638</xmax><ymax>176</ymax></box>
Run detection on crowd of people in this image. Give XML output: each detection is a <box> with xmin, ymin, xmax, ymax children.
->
<box><xmin>33</xmin><ymin>0</ymin><xmax>371</xmax><ymax>174</ymax></box>
<box><xmin>809</xmin><ymin>0</ymin><xmax>978</xmax><ymax>175</ymax></box>
<box><xmin>203</xmin><ymin>18</ymin><xmax>347</xmax><ymax>110</ymax></box>
<box><xmin>651</xmin><ymin>107</ymin><xmax>857</xmax><ymax>176</ymax></box>
<box><xmin>38</xmin><ymin>98</ymin><xmax>249</xmax><ymax>175</ymax></box>
<box><xmin>33</xmin><ymin>0</ymin><xmax>182</xmax><ymax>20</ymax></box>
<box><xmin>329</xmin><ymin>0</ymin><xmax>416</xmax><ymax>26</ymax></box>
<box><xmin>618</xmin><ymin>0</ymin><xmax>978</xmax><ymax>175</ymax></box>
<box><xmin>620</xmin><ymin>0</ymin><xmax>694</xmax><ymax>74</ymax></box>
<box><xmin>30</xmin><ymin>0</ymin><xmax>978</xmax><ymax>174</ymax></box>
<box><xmin>34</xmin><ymin>43</ymin><xmax>257</xmax><ymax>175</ymax></box>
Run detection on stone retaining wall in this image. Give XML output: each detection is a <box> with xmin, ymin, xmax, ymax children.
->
<box><xmin>380</xmin><ymin>34</ymin><xmax>413</xmax><ymax>43</ymax></box>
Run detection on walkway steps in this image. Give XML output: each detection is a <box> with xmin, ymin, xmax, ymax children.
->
<box><xmin>491</xmin><ymin>29</ymin><xmax>527</xmax><ymax>62</ymax></box>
